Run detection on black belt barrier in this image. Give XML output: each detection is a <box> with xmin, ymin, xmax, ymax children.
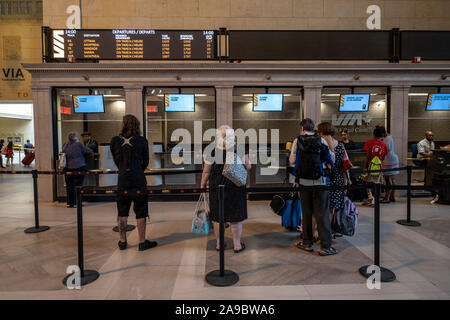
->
<box><xmin>62</xmin><ymin>186</ymin><xmax>100</xmax><ymax>287</ymax></box>
<box><xmin>1</xmin><ymin>166</ymin><xmax>450</xmax><ymax>287</ymax></box>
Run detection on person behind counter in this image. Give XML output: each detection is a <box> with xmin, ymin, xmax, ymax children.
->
<box><xmin>417</xmin><ymin>131</ymin><xmax>435</xmax><ymax>158</ymax></box>
<box><xmin>340</xmin><ymin>129</ymin><xmax>355</xmax><ymax>151</ymax></box>
<box><xmin>63</xmin><ymin>132</ymin><xmax>93</xmax><ymax>208</ymax></box>
<box><xmin>81</xmin><ymin>132</ymin><xmax>99</xmax><ymax>154</ymax></box>
<box><xmin>110</xmin><ymin>114</ymin><xmax>157</xmax><ymax>252</ymax></box>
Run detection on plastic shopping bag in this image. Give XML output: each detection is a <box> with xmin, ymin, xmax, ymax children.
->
<box><xmin>191</xmin><ymin>193</ymin><xmax>210</xmax><ymax>235</ymax></box>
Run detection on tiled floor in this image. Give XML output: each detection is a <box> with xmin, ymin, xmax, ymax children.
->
<box><xmin>0</xmin><ymin>174</ymin><xmax>449</xmax><ymax>300</ymax></box>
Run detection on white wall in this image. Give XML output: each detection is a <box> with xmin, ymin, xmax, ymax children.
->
<box><xmin>0</xmin><ymin>117</ymin><xmax>34</xmax><ymax>145</ymax></box>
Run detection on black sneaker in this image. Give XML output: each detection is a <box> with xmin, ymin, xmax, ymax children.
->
<box><xmin>318</xmin><ymin>247</ymin><xmax>338</xmax><ymax>256</ymax></box>
<box><xmin>296</xmin><ymin>241</ymin><xmax>314</xmax><ymax>252</ymax></box>
<box><xmin>138</xmin><ymin>240</ymin><xmax>158</xmax><ymax>251</ymax></box>
<box><xmin>118</xmin><ymin>241</ymin><xmax>127</xmax><ymax>250</ymax></box>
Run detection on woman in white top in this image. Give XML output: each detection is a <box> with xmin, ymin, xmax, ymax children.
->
<box><xmin>380</xmin><ymin>127</ymin><xmax>399</xmax><ymax>203</ymax></box>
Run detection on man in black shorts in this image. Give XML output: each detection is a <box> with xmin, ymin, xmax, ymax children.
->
<box><xmin>110</xmin><ymin>114</ymin><xmax>157</xmax><ymax>251</ymax></box>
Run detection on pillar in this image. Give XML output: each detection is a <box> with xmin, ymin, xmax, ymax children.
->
<box><xmin>390</xmin><ymin>86</ymin><xmax>410</xmax><ymax>167</ymax></box>
<box><xmin>215</xmin><ymin>85</ymin><xmax>233</xmax><ymax>128</ymax></box>
<box><xmin>303</xmin><ymin>85</ymin><xmax>323</xmax><ymax>126</ymax></box>
<box><xmin>31</xmin><ymin>86</ymin><xmax>54</xmax><ymax>202</ymax></box>
<box><xmin>124</xmin><ymin>86</ymin><xmax>144</xmax><ymax>132</ymax></box>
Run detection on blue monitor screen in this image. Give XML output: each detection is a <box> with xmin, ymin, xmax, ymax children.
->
<box><xmin>73</xmin><ymin>95</ymin><xmax>105</xmax><ymax>113</ymax></box>
<box><xmin>164</xmin><ymin>94</ymin><xmax>195</xmax><ymax>112</ymax></box>
<box><xmin>252</xmin><ymin>94</ymin><xmax>283</xmax><ymax>111</ymax></box>
<box><xmin>339</xmin><ymin>94</ymin><xmax>370</xmax><ymax>112</ymax></box>
<box><xmin>426</xmin><ymin>94</ymin><xmax>450</xmax><ymax>111</ymax></box>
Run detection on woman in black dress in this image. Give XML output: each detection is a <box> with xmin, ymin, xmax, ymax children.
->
<box><xmin>200</xmin><ymin>125</ymin><xmax>251</xmax><ymax>253</ymax></box>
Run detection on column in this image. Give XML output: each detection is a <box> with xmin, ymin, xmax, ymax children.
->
<box><xmin>390</xmin><ymin>85</ymin><xmax>410</xmax><ymax>194</ymax></box>
<box><xmin>124</xmin><ymin>86</ymin><xmax>145</xmax><ymax>132</ymax></box>
<box><xmin>303</xmin><ymin>85</ymin><xmax>323</xmax><ymax>126</ymax></box>
<box><xmin>31</xmin><ymin>86</ymin><xmax>54</xmax><ymax>202</ymax></box>
<box><xmin>390</xmin><ymin>86</ymin><xmax>410</xmax><ymax>167</ymax></box>
<box><xmin>215</xmin><ymin>85</ymin><xmax>233</xmax><ymax>128</ymax></box>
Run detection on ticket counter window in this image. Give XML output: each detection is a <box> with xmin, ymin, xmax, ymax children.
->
<box><xmin>320</xmin><ymin>88</ymin><xmax>388</xmax><ymax>169</ymax></box>
<box><xmin>232</xmin><ymin>88</ymin><xmax>303</xmax><ymax>186</ymax></box>
<box><xmin>408</xmin><ymin>87</ymin><xmax>450</xmax><ymax>147</ymax></box>
<box><xmin>55</xmin><ymin>88</ymin><xmax>126</xmax><ymax>199</ymax></box>
<box><xmin>145</xmin><ymin>88</ymin><xmax>215</xmax><ymax>187</ymax></box>
<box><xmin>321</xmin><ymin>88</ymin><xmax>388</xmax><ymax>147</ymax></box>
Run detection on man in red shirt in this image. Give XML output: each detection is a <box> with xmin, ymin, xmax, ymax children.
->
<box><xmin>362</xmin><ymin>126</ymin><xmax>389</xmax><ymax>206</ymax></box>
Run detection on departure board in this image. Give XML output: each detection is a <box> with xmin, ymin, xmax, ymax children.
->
<box><xmin>52</xmin><ymin>29</ymin><xmax>216</xmax><ymax>60</ymax></box>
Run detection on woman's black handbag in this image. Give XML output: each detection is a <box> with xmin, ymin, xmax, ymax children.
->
<box><xmin>270</xmin><ymin>195</ymin><xmax>286</xmax><ymax>216</ymax></box>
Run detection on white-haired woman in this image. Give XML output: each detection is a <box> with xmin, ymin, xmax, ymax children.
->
<box><xmin>200</xmin><ymin>125</ymin><xmax>251</xmax><ymax>253</ymax></box>
<box><xmin>63</xmin><ymin>132</ymin><xmax>93</xmax><ymax>208</ymax></box>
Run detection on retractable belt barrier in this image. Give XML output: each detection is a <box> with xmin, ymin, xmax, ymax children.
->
<box><xmin>1</xmin><ymin>166</ymin><xmax>449</xmax><ymax>287</ymax></box>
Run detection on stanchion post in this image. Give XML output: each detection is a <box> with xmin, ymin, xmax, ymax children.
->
<box><xmin>62</xmin><ymin>186</ymin><xmax>99</xmax><ymax>287</ymax></box>
<box><xmin>24</xmin><ymin>170</ymin><xmax>50</xmax><ymax>234</ymax></box>
<box><xmin>359</xmin><ymin>183</ymin><xmax>396</xmax><ymax>282</ymax></box>
<box><xmin>397</xmin><ymin>166</ymin><xmax>421</xmax><ymax>227</ymax></box>
<box><xmin>205</xmin><ymin>185</ymin><xmax>239</xmax><ymax>286</ymax></box>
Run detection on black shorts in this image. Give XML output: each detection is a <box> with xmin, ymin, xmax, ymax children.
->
<box><xmin>116</xmin><ymin>187</ymin><xmax>148</xmax><ymax>219</ymax></box>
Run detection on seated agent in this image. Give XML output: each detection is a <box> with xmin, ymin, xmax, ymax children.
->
<box><xmin>110</xmin><ymin>114</ymin><xmax>157</xmax><ymax>251</ymax></box>
<box><xmin>417</xmin><ymin>130</ymin><xmax>435</xmax><ymax>159</ymax></box>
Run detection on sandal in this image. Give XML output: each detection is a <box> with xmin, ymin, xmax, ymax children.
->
<box><xmin>234</xmin><ymin>242</ymin><xmax>246</xmax><ymax>253</ymax></box>
<box><xmin>380</xmin><ymin>199</ymin><xmax>390</xmax><ymax>203</ymax></box>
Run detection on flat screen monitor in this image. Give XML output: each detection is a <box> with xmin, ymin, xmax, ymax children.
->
<box><xmin>164</xmin><ymin>94</ymin><xmax>195</xmax><ymax>112</ymax></box>
<box><xmin>426</xmin><ymin>93</ymin><xmax>450</xmax><ymax>111</ymax></box>
<box><xmin>73</xmin><ymin>95</ymin><xmax>105</xmax><ymax>113</ymax></box>
<box><xmin>252</xmin><ymin>94</ymin><xmax>283</xmax><ymax>111</ymax></box>
<box><xmin>339</xmin><ymin>94</ymin><xmax>370</xmax><ymax>112</ymax></box>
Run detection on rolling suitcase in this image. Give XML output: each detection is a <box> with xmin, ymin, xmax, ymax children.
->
<box><xmin>22</xmin><ymin>152</ymin><xmax>35</xmax><ymax>165</ymax></box>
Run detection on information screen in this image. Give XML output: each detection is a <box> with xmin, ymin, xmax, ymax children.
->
<box><xmin>52</xmin><ymin>29</ymin><xmax>215</xmax><ymax>60</ymax></box>
<box><xmin>426</xmin><ymin>94</ymin><xmax>450</xmax><ymax>111</ymax></box>
<box><xmin>252</xmin><ymin>94</ymin><xmax>283</xmax><ymax>111</ymax></box>
<box><xmin>339</xmin><ymin>94</ymin><xmax>370</xmax><ymax>112</ymax></box>
<box><xmin>73</xmin><ymin>95</ymin><xmax>105</xmax><ymax>113</ymax></box>
<box><xmin>164</xmin><ymin>94</ymin><xmax>195</xmax><ymax>112</ymax></box>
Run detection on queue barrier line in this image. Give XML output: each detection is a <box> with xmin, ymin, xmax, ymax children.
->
<box><xmin>1</xmin><ymin>167</ymin><xmax>448</xmax><ymax>287</ymax></box>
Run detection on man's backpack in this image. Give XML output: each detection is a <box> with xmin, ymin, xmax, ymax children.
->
<box><xmin>331</xmin><ymin>196</ymin><xmax>358</xmax><ymax>236</ymax></box>
<box><xmin>296</xmin><ymin>134</ymin><xmax>328</xmax><ymax>180</ymax></box>
<box><xmin>368</xmin><ymin>155</ymin><xmax>382</xmax><ymax>176</ymax></box>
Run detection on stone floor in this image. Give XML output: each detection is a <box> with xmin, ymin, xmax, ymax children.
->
<box><xmin>0</xmin><ymin>174</ymin><xmax>449</xmax><ymax>300</ymax></box>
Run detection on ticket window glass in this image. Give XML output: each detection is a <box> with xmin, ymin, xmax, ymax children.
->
<box><xmin>55</xmin><ymin>88</ymin><xmax>126</xmax><ymax>197</ymax></box>
<box><xmin>408</xmin><ymin>87</ymin><xmax>450</xmax><ymax>150</ymax></box>
<box><xmin>232</xmin><ymin>88</ymin><xmax>303</xmax><ymax>185</ymax></box>
<box><xmin>320</xmin><ymin>88</ymin><xmax>388</xmax><ymax>168</ymax></box>
<box><xmin>145</xmin><ymin>88</ymin><xmax>215</xmax><ymax>186</ymax></box>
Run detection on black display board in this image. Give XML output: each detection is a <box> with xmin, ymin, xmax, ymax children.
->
<box><xmin>228</xmin><ymin>30</ymin><xmax>391</xmax><ymax>60</ymax></box>
<box><xmin>400</xmin><ymin>31</ymin><xmax>450</xmax><ymax>60</ymax></box>
<box><xmin>51</xmin><ymin>29</ymin><xmax>216</xmax><ymax>60</ymax></box>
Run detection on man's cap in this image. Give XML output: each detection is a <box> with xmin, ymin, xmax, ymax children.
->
<box><xmin>81</xmin><ymin>132</ymin><xmax>91</xmax><ymax>136</ymax></box>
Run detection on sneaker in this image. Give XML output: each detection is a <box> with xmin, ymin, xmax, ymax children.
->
<box><xmin>296</xmin><ymin>241</ymin><xmax>314</xmax><ymax>252</ymax></box>
<box><xmin>118</xmin><ymin>241</ymin><xmax>127</xmax><ymax>250</ymax></box>
<box><xmin>138</xmin><ymin>240</ymin><xmax>158</xmax><ymax>251</ymax></box>
<box><xmin>430</xmin><ymin>195</ymin><xmax>439</xmax><ymax>204</ymax></box>
<box><xmin>66</xmin><ymin>204</ymin><xmax>75</xmax><ymax>208</ymax></box>
<box><xmin>318</xmin><ymin>247</ymin><xmax>338</xmax><ymax>256</ymax></box>
<box><xmin>362</xmin><ymin>198</ymin><xmax>373</xmax><ymax>206</ymax></box>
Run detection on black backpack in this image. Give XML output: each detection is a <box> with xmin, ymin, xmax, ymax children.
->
<box><xmin>296</xmin><ymin>134</ymin><xmax>328</xmax><ymax>180</ymax></box>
